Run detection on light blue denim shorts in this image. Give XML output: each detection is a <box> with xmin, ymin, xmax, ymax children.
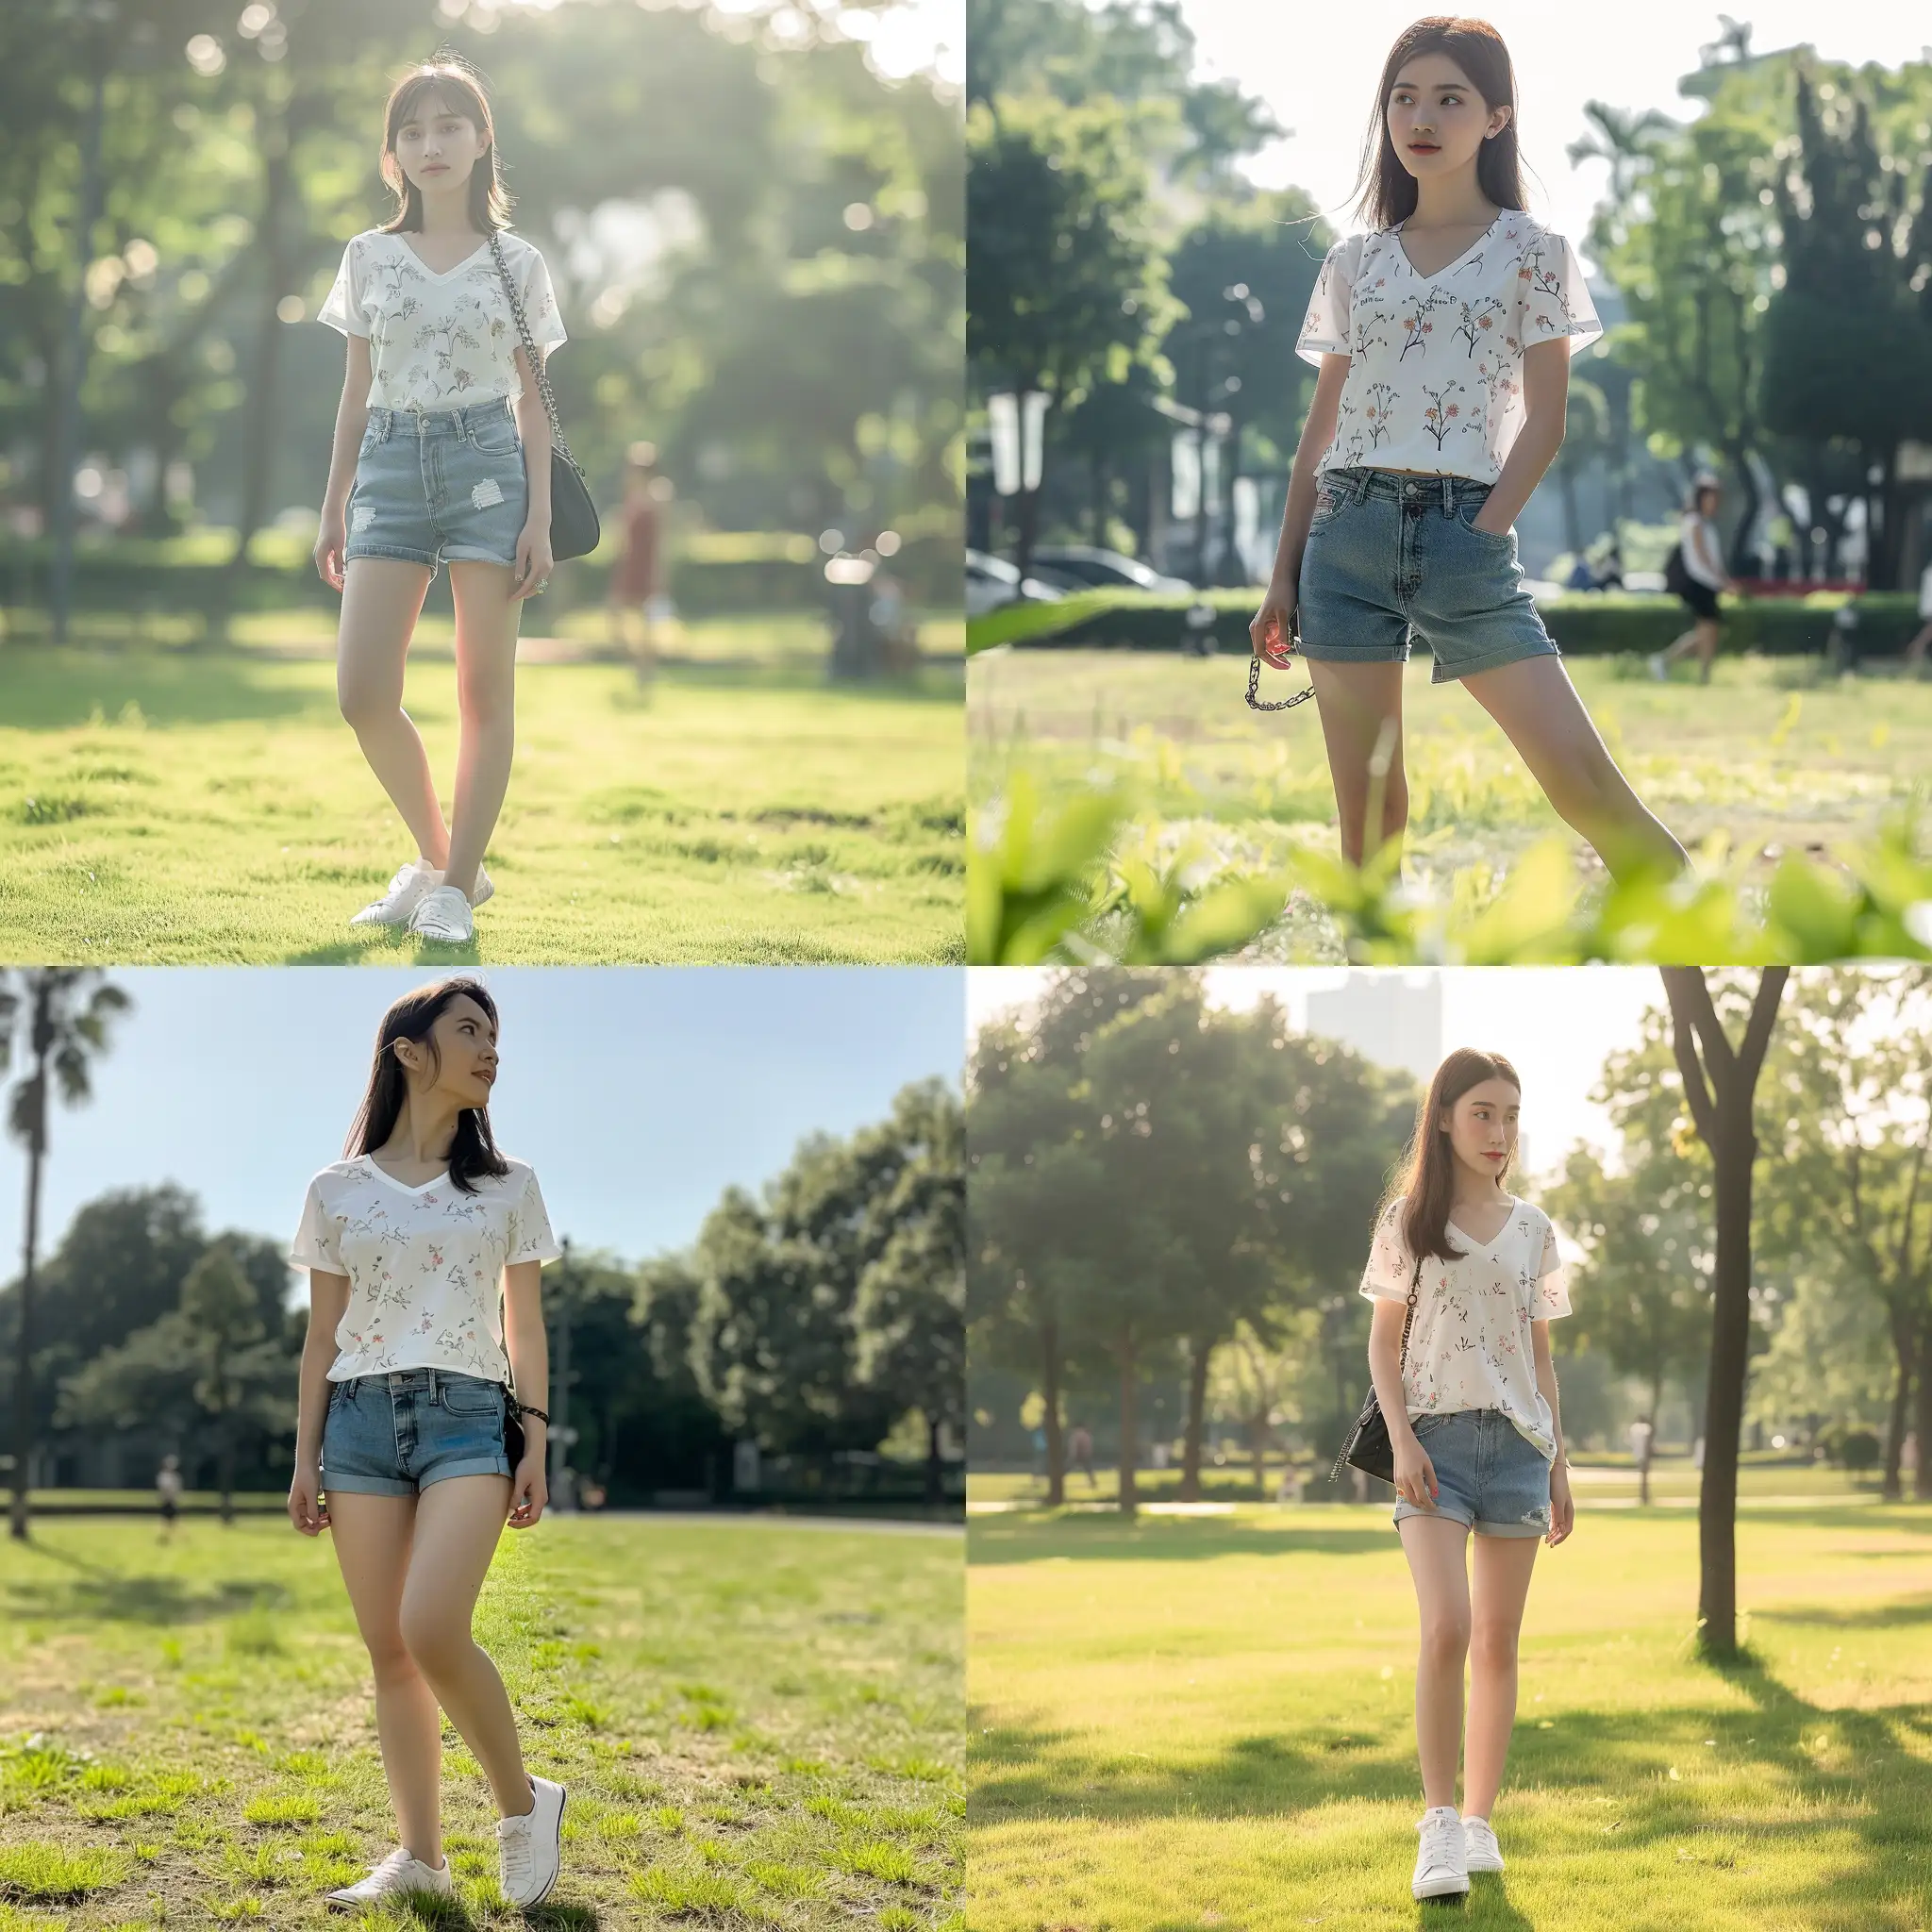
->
<box><xmin>1393</xmin><ymin>1407</ymin><xmax>1551</xmax><ymax>1538</ymax></box>
<box><xmin>343</xmin><ymin>397</ymin><xmax>527</xmax><ymax>579</ymax></box>
<box><xmin>322</xmin><ymin>1368</ymin><xmax>511</xmax><ymax>1498</ymax></box>
<box><xmin>1297</xmin><ymin>467</ymin><xmax>1560</xmax><ymax>683</ymax></box>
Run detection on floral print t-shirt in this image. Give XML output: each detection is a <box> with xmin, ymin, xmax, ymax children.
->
<box><xmin>317</xmin><ymin>229</ymin><xmax>567</xmax><ymax>412</ymax></box>
<box><xmin>1359</xmin><ymin>1196</ymin><xmax>1571</xmax><ymax>1458</ymax></box>
<box><xmin>1298</xmin><ymin>212</ymin><xmax>1601</xmax><ymax>483</ymax></box>
<box><xmin>291</xmin><ymin>1155</ymin><xmax>561</xmax><ymax>1384</ymax></box>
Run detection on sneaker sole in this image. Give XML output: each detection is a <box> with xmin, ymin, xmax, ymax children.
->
<box><xmin>1413</xmin><ymin>1873</ymin><xmax>1471</xmax><ymax>1899</ymax></box>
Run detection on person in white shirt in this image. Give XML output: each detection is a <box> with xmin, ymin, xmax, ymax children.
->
<box><xmin>1250</xmin><ymin>19</ymin><xmax>1686</xmax><ymax>887</ymax></box>
<box><xmin>1650</xmin><ymin>475</ymin><xmax>1736</xmax><ymax>684</ymax></box>
<box><xmin>313</xmin><ymin>58</ymin><xmax>568</xmax><ymax>945</ymax></box>
<box><xmin>1358</xmin><ymin>1046</ymin><xmax>1573</xmax><ymax>1902</ymax></box>
<box><xmin>287</xmin><ymin>977</ymin><xmax>566</xmax><ymax>1910</ymax></box>
<box><xmin>1905</xmin><ymin>558</ymin><xmax>1932</xmax><ymax>674</ymax></box>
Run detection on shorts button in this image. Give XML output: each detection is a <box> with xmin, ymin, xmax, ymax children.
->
<box><xmin>1405</xmin><ymin>483</ymin><xmax>1417</xmax><ymax>497</ymax></box>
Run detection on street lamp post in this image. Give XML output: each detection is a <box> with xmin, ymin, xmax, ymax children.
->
<box><xmin>548</xmin><ymin>1238</ymin><xmax>577</xmax><ymax>1512</ymax></box>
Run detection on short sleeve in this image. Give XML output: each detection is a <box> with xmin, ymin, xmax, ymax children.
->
<box><xmin>1359</xmin><ymin>1201</ymin><xmax>1416</xmax><ymax>1303</ymax></box>
<box><xmin>1517</xmin><ymin>231</ymin><xmax>1602</xmax><ymax>357</ymax></box>
<box><xmin>1533</xmin><ymin>1214</ymin><xmax>1572</xmax><ymax>1320</ymax></box>
<box><xmin>316</xmin><ymin>237</ymin><xmax>370</xmax><ymax>339</ymax></box>
<box><xmin>516</xmin><ymin>244</ymin><xmax>568</xmax><ymax>358</ymax></box>
<box><xmin>290</xmin><ymin>1177</ymin><xmax>344</xmax><ymax>1274</ymax></box>
<box><xmin>1296</xmin><ymin>237</ymin><xmax>1357</xmax><ymax>365</ymax></box>
<box><xmin>508</xmin><ymin>1166</ymin><xmax>562</xmax><ymax>1267</ymax></box>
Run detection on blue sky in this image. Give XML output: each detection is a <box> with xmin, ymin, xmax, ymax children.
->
<box><xmin>0</xmin><ymin>968</ymin><xmax>963</xmax><ymax>1283</ymax></box>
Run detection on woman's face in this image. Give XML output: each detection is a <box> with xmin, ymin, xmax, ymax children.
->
<box><xmin>403</xmin><ymin>994</ymin><xmax>499</xmax><ymax>1109</ymax></box>
<box><xmin>1698</xmin><ymin>487</ymin><xmax>1723</xmax><ymax>518</ymax></box>
<box><xmin>392</xmin><ymin>92</ymin><xmax>489</xmax><ymax>196</ymax></box>
<box><xmin>1386</xmin><ymin>53</ymin><xmax>1511</xmax><ymax>188</ymax></box>
<box><xmin>1441</xmin><ymin>1076</ymin><xmax>1520</xmax><ymax>1183</ymax></box>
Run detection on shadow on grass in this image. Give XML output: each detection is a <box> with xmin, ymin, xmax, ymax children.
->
<box><xmin>969</xmin><ymin>1516</ymin><xmax>1392</xmax><ymax>1567</ymax></box>
<box><xmin>0</xmin><ymin>649</ymin><xmax>325</xmax><ymax>730</ymax></box>
<box><xmin>2</xmin><ymin>1562</ymin><xmax>290</xmax><ymax>1627</ymax></box>
<box><xmin>390</xmin><ymin>1896</ymin><xmax>601</xmax><ymax>1929</ymax></box>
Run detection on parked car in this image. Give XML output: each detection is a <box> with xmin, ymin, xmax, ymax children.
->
<box><xmin>966</xmin><ymin>547</ymin><xmax>1064</xmax><ymax>618</ymax></box>
<box><xmin>1030</xmin><ymin>543</ymin><xmax>1194</xmax><ymax>598</ymax></box>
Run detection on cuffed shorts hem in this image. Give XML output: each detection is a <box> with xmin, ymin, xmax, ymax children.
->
<box><xmin>344</xmin><ymin>543</ymin><xmax>440</xmax><ymax>570</ymax></box>
<box><xmin>320</xmin><ymin>1472</ymin><xmax>416</xmax><ymax>1498</ymax></box>
<box><xmin>437</xmin><ymin>545</ymin><xmax>520</xmax><ymax>568</ymax></box>
<box><xmin>1296</xmin><ymin>640</ymin><xmax>1410</xmax><ymax>665</ymax></box>
<box><xmin>1428</xmin><ymin>634</ymin><xmax>1560</xmax><ymax>685</ymax></box>
<box><xmin>420</xmin><ymin>1456</ymin><xmax>513</xmax><ymax>1486</ymax></box>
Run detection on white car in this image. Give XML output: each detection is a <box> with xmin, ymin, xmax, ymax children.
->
<box><xmin>1030</xmin><ymin>543</ymin><xmax>1194</xmax><ymax>598</ymax></box>
<box><xmin>966</xmin><ymin>548</ymin><xmax>1064</xmax><ymax>618</ymax></box>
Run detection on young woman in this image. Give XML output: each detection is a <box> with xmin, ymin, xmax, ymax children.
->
<box><xmin>606</xmin><ymin>441</ymin><xmax>670</xmax><ymax>680</ymax></box>
<box><xmin>1651</xmin><ymin>474</ymin><xmax>1735</xmax><ymax>682</ymax></box>
<box><xmin>1250</xmin><ymin>18</ymin><xmax>1687</xmax><ymax>881</ymax></box>
<box><xmin>1358</xmin><ymin>1047</ymin><xmax>1574</xmax><ymax>1901</ymax></box>
<box><xmin>313</xmin><ymin>59</ymin><xmax>568</xmax><ymax>944</ymax></box>
<box><xmin>288</xmin><ymin>976</ymin><xmax>566</xmax><ymax>1909</ymax></box>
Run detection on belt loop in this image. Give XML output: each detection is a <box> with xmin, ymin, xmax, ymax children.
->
<box><xmin>1441</xmin><ymin>475</ymin><xmax>1453</xmax><ymax>516</ymax></box>
<box><xmin>1353</xmin><ymin>469</ymin><xmax>1372</xmax><ymax>506</ymax></box>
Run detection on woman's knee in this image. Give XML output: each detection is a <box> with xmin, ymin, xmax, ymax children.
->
<box><xmin>365</xmin><ymin>1631</ymin><xmax>420</xmax><ymax>1688</ymax></box>
<box><xmin>338</xmin><ymin>670</ymin><xmax>401</xmax><ymax>735</ymax></box>
<box><xmin>398</xmin><ymin>1599</ymin><xmax>473</xmax><ymax>1675</ymax></box>
<box><xmin>1419</xmin><ymin>1608</ymin><xmax>1472</xmax><ymax>1670</ymax></box>
<box><xmin>1469</xmin><ymin>1617</ymin><xmax>1520</xmax><ymax>1674</ymax></box>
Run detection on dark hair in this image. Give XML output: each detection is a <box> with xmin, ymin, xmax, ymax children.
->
<box><xmin>346</xmin><ymin>976</ymin><xmax>509</xmax><ymax>1195</ymax></box>
<box><xmin>1385</xmin><ymin>1047</ymin><xmax>1522</xmax><ymax>1265</ymax></box>
<box><xmin>377</xmin><ymin>57</ymin><xmax>513</xmax><ymax>236</ymax></box>
<box><xmin>1354</xmin><ymin>17</ymin><xmax>1526</xmax><ymax>229</ymax></box>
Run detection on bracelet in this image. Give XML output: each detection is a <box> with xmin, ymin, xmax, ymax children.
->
<box><xmin>519</xmin><ymin>1404</ymin><xmax>551</xmax><ymax>1424</ymax></box>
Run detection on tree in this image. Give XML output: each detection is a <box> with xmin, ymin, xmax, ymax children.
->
<box><xmin>0</xmin><ymin>970</ymin><xmax>131</xmax><ymax>1540</ymax></box>
<box><xmin>1546</xmin><ymin>1141</ymin><xmax>1714</xmax><ymax>1503</ymax></box>
<box><xmin>966</xmin><ymin>91</ymin><xmax>1176</xmax><ymax>578</ymax></box>
<box><xmin>1207</xmin><ymin>1311</ymin><xmax>1322</xmax><ymax>1497</ymax></box>
<box><xmin>1660</xmin><ymin>966</ymin><xmax>1788</xmax><ymax>1660</ymax></box>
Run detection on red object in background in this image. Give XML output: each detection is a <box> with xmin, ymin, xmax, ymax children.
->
<box><xmin>609</xmin><ymin>497</ymin><xmax>660</xmax><ymax>604</ymax></box>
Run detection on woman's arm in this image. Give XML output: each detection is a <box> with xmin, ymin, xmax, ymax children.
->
<box><xmin>1369</xmin><ymin>1294</ymin><xmax>1436</xmax><ymax>1507</ymax></box>
<box><xmin>313</xmin><ymin>337</ymin><xmax>373</xmax><ymax>591</ymax></box>
<box><xmin>1474</xmin><ymin>336</ymin><xmax>1569</xmax><ymax>536</ymax></box>
<box><xmin>509</xmin><ymin>342</ymin><xmax>555</xmax><ymax>603</ymax></box>
<box><xmin>288</xmin><ymin>1270</ymin><xmax>349</xmax><ymax>1535</ymax></box>
<box><xmin>1531</xmin><ymin>1318</ymin><xmax>1574</xmax><ymax>1545</ymax></box>
<box><xmin>1687</xmin><ymin>517</ymin><xmax>1731</xmax><ymax>591</ymax></box>
<box><xmin>502</xmin><ymin>1257</ymin><xmax>551</xmax><ymax>1526</ymax></box>
<box><xmin>1251</xmin><ymin>353</ymin><xmax>1348</xmax><ymax>661</ymax></box>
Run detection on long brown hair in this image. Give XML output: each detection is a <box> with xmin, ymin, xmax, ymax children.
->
<box><xmin>1383</xmin><ymin>1047</ymin><xmax>1523</xmax><ymax>1265</ymax></box>
<box><xmin>377</xmin><ymin>57</ymin><xmax>514</xmax><ymax>236</ymax></box>
<box><xmin>1353</xmin><ymin>17</ymin><xmax>1526</xmax><ymax>230</ymax></box>
<box><xmin>346</xmin><ymin>977</ymin><xmax>509</xmax><ymax>1196</ymax></box>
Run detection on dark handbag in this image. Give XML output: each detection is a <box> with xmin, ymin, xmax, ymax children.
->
<box><xmin>487</xmin><ymin>232</ymin><xmax>601</xmax><ymax>563</ymax></box>
<box><xmin>1662</xmin><ymin>541</ymin><xmax>1690</xmax><ymax>597</ymax></box>
<box><xmin>502</xmin><ymin>1386</ymin><xmax>526</xmax><ymax>1471</ymax></box>
<box><xmin>1330</xmin><ymin>1255</ymin><xmax>1423</xmax><ymax>1485</ymax></box>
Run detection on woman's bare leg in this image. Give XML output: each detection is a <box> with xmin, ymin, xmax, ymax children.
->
<box><xmin>336</xmin><ymin>559</ymin><xmax>448</xmax><ymax>869</ymax></box>
<box><xmin>1305</xmin><ymin>658</ymin><xmax>1409</xmax><ymax>866</ymax></box>
<box><xmin>1398</xmin><ymin>1513</ymin><xmax>1472</xmax><ymax>1813</ymax></box>
<box><xmin>1692</xmin><ymin>618</ymin><xmax>1721</xmax><ymax>682</ymax></box>
<box><xmin>1462</xmin><ymin>656</ymin><xmax>1690</xmax><ymax>878</ymax></box>
<box><xmin>397</xmin><ymin>1474</ymin><xmax>531</xmax><ymax>1819</ymax></box>
<box><xmin>442</xmin><ymin>561</ymin><xmax>522</xmax><ymax>903</ymax></box>
<box><xmin>326</xmin><ymin>1491</ymin><xmax>446</xmax><ymax>1868</ymax></box>
<box><xmin>1463</xmin><ymin>1533</ymin><xmax>1541</xmax><ymax>1820</ymax></box>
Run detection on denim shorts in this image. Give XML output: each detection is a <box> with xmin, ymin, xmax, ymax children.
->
<box><xmin>343</xmin><ymin>397</ymin><xmax>528</xmax><ymax>578</ymax></box>
<box><xmin>1297</xmin><ymin>468</ymin><xmax>1560</xmax><ymax>683</ymax></box>
<box><xmin>321</xmin><ymin>1368</ymin><xmax>511</xmax><ymax>1498</ymax></box>
<box><xmin>1393</xmin><ymin>1407</ymin><xmax>1551</xmax><ymax>1538</ymax></box>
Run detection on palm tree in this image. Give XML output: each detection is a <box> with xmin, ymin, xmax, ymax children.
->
<box><xmin>0</xmin><ymin>970</ymin><xmax>132</xmax><ymax>1540</ymax></box>
<box><xmin>1566</xmin><ymin>102</ymin><xmax>1674</xmax><ymax>205</ymax></box>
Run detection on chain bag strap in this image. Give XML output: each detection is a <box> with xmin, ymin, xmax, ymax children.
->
<box><xmin>1246</xmin><ymin>654</ymin><xmax>1318</xmax><ymax>712</ymax></box>
<box><xmin>486</xmin><ymin>232</ymin><xmax>601</xmax><ymax>563</ymax></box>
<box><xmin>1329</xmin><ymin>1251</ymin><xmax>1423</xmax><ymax>1484</ymax></box>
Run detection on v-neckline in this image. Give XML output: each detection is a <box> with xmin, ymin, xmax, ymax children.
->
<box><xmin>1447</xmin><ymin>1194</ymin><xmax>1516</xmax><ymax>1253</ymax></box>
<box><xmin>395</xmin><ymin>235</ymin><xmax>490</xmax><ymax>282</ymax></box>
<box><xmin>364</xmin><ymin>1156</ymin><xmax>450</xmax><ymax>1197</ymax></box>
<box><xmin>1393</xmin><ymin>211</ymin><xmax>1502</xmax><ymax>284</ymax></box>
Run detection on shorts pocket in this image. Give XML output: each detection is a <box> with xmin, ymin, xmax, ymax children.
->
<box><xmin>470</xmin><ymin>411</ymin><xmax>520</xmax><ymax>456</ymax></box>
<box><xmin>440</xmin><ymin>1376</ymin><xmax>503</xmax><ymax>1416</ymax></box>
<box><xmin>1457</xmin><ymin>500</ymin><xmax>1513</xmax><ymax>546</ymax></box>
<box><xmin>1411</xmin><ymin>1410</ymin><xmax>1451</xmax><ymax>1440</ymax></box>
<box><xmin>1307</xmin><ymin>485</ymin><xmax>1346</xmax><ymax>536</ymax></box>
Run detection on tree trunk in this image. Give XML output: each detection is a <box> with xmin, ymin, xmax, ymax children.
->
<box><xmin>1882</xmin><ymin>1307</ymin><xmax>1915</xmax><ymax>1503</ymax></box>
<box><xmin>1014</xmin><ymin>480</ymin><xmax>1041</xmax><ymax>588</ymax></box>
<box><xmin>1041</xmin><ymin>1317</ymin><xmax>1064</xmax><ymax>1508</ymax></box>
<box><xmin>925</xmin><ymin>1413</ymin><xmax>943</xmax><ymax>1509</ymax></box>
<box><xmin>1177</xmin><ymin>1336</ymin><xmax>1209</xmax><ymax>1503</ymax></box>
<box><xmin>1644</xmin><ymin>1363</ymin><xmax>1665</xmax><ymax>1507</ymax></box>
<box><xmin>1558</xmin><ymin>463</ymin><xmax>1583</xmax><ymax>558</ymax></box>
<box><xmin>1117</xmin><ymin>1334</ymin><xmax>1139</xmax><ymax>1519</ymax></box>
<box><xmin>10</xmin><ymin>1012</ymin><xmax>47</xmax><ymax>1541</ymax></box>
<box><xmin>1249</xmin><ymin>1409</ymin><xmax>1269</xmax><ymax>1499</ymax></box>
<box><xmin>1914</xmin><ymin>1304</ymin><xmax>1932</xmax><ymax>1504</ymax></box>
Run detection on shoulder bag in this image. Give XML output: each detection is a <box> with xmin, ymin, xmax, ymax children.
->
<box><xmin>1330</xmin><ymin>1253</ymin><xmax>1424</xmax><ymax>1485</ymax></box>
<box><xmin>487</xmin><ymin>232</ymin><xmax>601</xmax><ymax>563</ymax></box>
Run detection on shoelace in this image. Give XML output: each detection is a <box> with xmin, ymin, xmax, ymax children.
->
<box><xmin>500</xmin><ymin>1815</ymin><xmax>532</xmax><ymax>1883</ymax></box>
<box><xmin>413</xmin><ymin>888</ymin><xmax>471</xmax><ymax>937</ymax></box>
<box><xmin>1418</xmin><ymin>1817</ymin><xmax>1462</xmax><ymax>1867</ymax></box>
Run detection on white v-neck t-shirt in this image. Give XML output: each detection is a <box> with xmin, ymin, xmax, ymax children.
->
<box><xmin>1359</xmin><ymin>1195</ymin><xmax>1571</xmax><ymax>1457</ymax></box>
<box><xmin>291</xmin><ymin>1154</ymin><xmax>561</xmax><ymax>1384</ymax></box>
<box><xmin>1298</xmin><ymin>212</ymin><xmax>1601</xmax><ymax>483</ymax></box>
<box><xmin>318</xmin><ymin>229</ymin><xmax>567</xmax><ymax>413</ymax></box>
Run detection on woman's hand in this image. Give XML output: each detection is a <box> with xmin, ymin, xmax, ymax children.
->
<box><xmin>508</xmin><ymin>1449</ymin><xmax>549</xmax><ymax>1528</ymax></box>
<box><xmin>1250</xmin><ymin>582</ymin><xmax>1297</xmax><ymax>668</ymax></box>
<box><xmin>288</xmin><ymin>1463</ymin><xmax>329</xmax><ymax>1537</ymax></box>
<box><xmin>512</xmin><ymin>520</ymin><xmax>555</xmax><ymax>603</ymax></box>
<box><xmin>313</xmin><ymin>509</ymin><xmax>346</xmax><ymax>592</ymax></box>
<box><xmin>1391</xmin><ymin>1428</ymin><xmax>1438</xmax><ymax>1510</ymax></box>
<box><xmin>1546</xmin><ymin>1459</ymin><xmax>1574</xmax><ymax>1546</ymax></box>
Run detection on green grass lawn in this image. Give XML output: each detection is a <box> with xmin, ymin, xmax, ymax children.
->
<box><xmin>969</xmin><ymin>649</ymin><xmax>1932</xmax><ymax>961</ymax></box>
<box><xmin>968</xmin><ymin>1500</ymin><xmax>1932</xmax><ymax>1931</ymax></box>
<box><xmin>0</xmin><ymin>1513</ymin><xmax>962</xmax><ymax>1928</ymax></box>
<box><xmin>0</xmin><ymin>646</ymin><xmax>962</xmax><ymax>964</ymax></box>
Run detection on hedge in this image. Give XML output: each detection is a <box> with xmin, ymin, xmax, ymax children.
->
<box><xmin>965</xmin><ymin>587</ymin><xmax>1925</xmax><ymax>658</ymax></box>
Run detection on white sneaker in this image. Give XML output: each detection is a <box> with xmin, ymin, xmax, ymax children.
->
<box><xmin>497</xmin><ymin>1773</ymin><xmax>566</xmax><ymax>1907</ymax></box>
<box><xmin>1462</xmin><ymin>1814</ymin><xmax>1504</xmax><ymax>1873</ymax></box>
<box><xmin>1412</xmin><ymin>1806</ymin><xmax>1470</xmax><ymax>1900</ymax></box>
<box><xmin>325</xmin><ymin>1847</ymin><xmax>454</xmax><ymax>1907</ymax></box>
<box><xmin>350</xmin><ymin>859</ymin><xmax>441</xmax><ymax>928</ymax></box>
<box><xmin>408</xmin><ymin>884</ymin><xmax>475</xmax><ymax>943</ymax></box>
